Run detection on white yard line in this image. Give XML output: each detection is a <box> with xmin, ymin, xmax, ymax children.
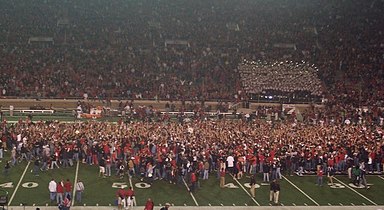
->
<box><xmin>182</xmin><ymin>177</ymin><xmax>199</xmax><ymax>206</ymax></box>
<box><xmin>333</xmin><ymin>177</ymin><xmax>377</xmax><ymax>206</ymax></box>
<box><xmin>9</xmin><ymin>161</ymin><xmax>31</xmax><ymax>205</ymax></box>
<box><xmin>128</xmin><ymin>177</ymin><xmax>137</xmax><ymax>206</ymax></box>
<box><xmin>230</xmin><ymin>174</ymin><xmax>260</xmax><ymax>206</ymax></box>
<box><xmin>71</xmin><ymin>161</ymin><xmax>80</xmax><ymax>206</ymax></box>
<box><xmin>282</xmin><ymin>175</ymin><xmax>320</xmax><ymax>206</ymax></box>
<box><xmin>378</xmin><ymin>175</ymin><xmax>384</xmax><ymax>181</ymax></box>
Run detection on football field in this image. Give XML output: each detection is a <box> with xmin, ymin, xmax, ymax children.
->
<box><xmin>1</xmin><ymin>158</ymin><xmax>384</xmax><ymax>209</ymax></box>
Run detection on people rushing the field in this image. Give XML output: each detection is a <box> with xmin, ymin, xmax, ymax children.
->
<box><xmin>59</xmin><ymin>194</ymin><xmax>71</xmax><ymax>210</ymax></box>
<box><xmin>48</xmin><ymin>179</ymin><xmax>57</xmax><ymax>204</ymax></box>
<box><xmin>160</xmin><ymin>203</ymin><xmax>171</xmax><ymax>210</ymax></box>
<box><xmin>3</xmin><ymin>161</ymin><xmax>10</xmax><ymax>176</ymax></box>
<box><xmin>125</xmin><ymin>186</ymin><xmax>135</xmax><ymax>208</ymax></box>
<box><xmin>75</xmin><ymin>179</ymin><xmax>85</xmax><ymax>203</ymax></box>
<box><xmin>56</xmin><ymin>180</ymin><xmax>65</xmax><ymax>205</ymax></box>
<box><xmin>64</xmin><ymin>179</ymin><xmax>72</xmax><ymax>200</ymax></box>
<box><xmin>270</xmin><ymin>179</ymin><xmax>280</xmax><ymax>205</ymax></box>
<box><xmin>249</xmin><ymin>174</ymin><xmax>256</xmax><ymax>198</ymax></box>
<box><xmin>116</xmin><ymin>186</ymin><xmax>125</xmax><ymax>210</ymax></box>
<box><xmin>316</xmin><ymin>166</ymin><xmax>324</xmax><ymax>186</ymax></box>
<box><xmin>144</xmin><ymin>198</ymin><xmax>154</xmax><ymax>210</ymax></box>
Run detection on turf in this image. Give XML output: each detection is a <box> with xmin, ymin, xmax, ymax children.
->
<box><xmin>1</xmin><ymin>156</ymin><xmax>384</xmax><ymax>207</ymax></box>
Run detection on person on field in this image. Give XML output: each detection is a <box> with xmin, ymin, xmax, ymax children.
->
<box><xmin>250</xmin><ymin>174</ymin><xmax>256</xmax><ymax>198</ymax></box>
<box><xmin>189</xmin><ymin>171</ymin><xmax>197</xmax><ymax>192</ymax></box>
<box><xmin>220</xmin><ymin>168</ymin><xmax>226</xmax><ymax>188</ymax></box>
<box><xmin>75</xmin><ymin>179</ymin><xmax>85</xmax><ymax>203</ymax></box>
<box><xmin>64</xmin><ymin>179</ymin><xmax>72</xmax><ymax>200</ymax></box>
<box><xmin>327</xmin><ymin>166</ymin><xmax>335</xmax><ymax>186</ymax></box>
<box><xmin>116</xmin><ymin>186</ymin><xmax>126</xmax><ymax>210</ymax></box>
<box><xmin>59</xmin><ymin>194</ymin><xmax>71</xmax><ymax>210</ymax></box>
<box><xmin>160</xmin><ymin>203</ymin><xmax>171</xmax><ymax>210</ymax></box>
<box><xmin>57</xmin><ymin>180</ymin><xmax>65</xmax><ymax>204</ymax></box>
<box><xmin>48</xmin><ymin>179</ymin><xmax>57</xmax><ymax>203</ymax></box>
<box><xmin>125</xmin><ymin>186</ymin><xmax>135</xmax><ymax>208</ymax></box>
<box><xmin>144</xmin><ymin>198</ymin><xmax>154</xmax><ymax>210</ymax></box>
<box><xmin>316</xmin><ymin>166</ymin><xmax>323</xmax><ymax>186</ymax></box>
<box><xmin>3</xmin><ymin>160</ymin><xmax>10</xmax><ymax>176</ymax></box>
<box><xmin>270</xmin><ymin>179</ymin><xmax>280</xmax><ymax>205</ymax></box>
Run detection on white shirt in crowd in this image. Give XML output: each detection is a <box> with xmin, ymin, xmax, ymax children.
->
<box><xmin>49</xmin><ymin>180</ymin><xmax>57</xmax><ymax>192</ymax></box>
<box><xmin>226</xmin><ymin>155</ymin><xmax>234</xmax><ymax>168</ymax></box>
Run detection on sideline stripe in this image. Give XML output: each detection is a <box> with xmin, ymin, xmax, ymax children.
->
<box><xmin>128</xmin><ymin>177</ymin><xmax>137</xmax><ymax>206</ymax></box>
<box><xmin>71</xmin><ymin>161</ymin><xmax>80</xmax><ymax>206</ymax></box>
<box><xmin>9</xmin><ymin>161</ymin><xmax>31</xmax><ymax>205</ymax></box>
<box><xmin>230</xmin><ymin>174</ymin><xmax>260</xmax><ymax>206</ymax></box>
<box><xmin>334</xmin><ymin>177</ymin><xmax>377</xmax><ymax>205</ymax></box>
<box><xmin>182</xmin><ymin>177</ymin><xmax>199</xmax><ymax>206</ymax></box>
<box><xmin>378</xmin><ymin>175</ymin><xmax>384</xmax><ymax>181</ymax></box>
<box><xmin>282</xmin><ymin>175</ymin><xmax>320</xmax><ymax>206</ymax></box>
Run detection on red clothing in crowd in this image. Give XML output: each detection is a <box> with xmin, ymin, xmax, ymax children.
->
<box><xmin>144</xmin><ymin>199</ymin><xmax>154</xmax><ymax>210</ymax></box>
<box><xmin>191</xmin><ymin>172</ymin><xmax>197</xmax><ymax>183</ymax></box>
<box><xmin>57</xmin><ymin>182</ymin><xmax>64</xmax><ymax>193</ymax></box>
<box><xmin>64</xmin><ymin>181</ymin><xmax>72</xmax><ymax>193</ymax></box>
<box><xmin>125</xmin><ymin>188</ymin><xmax>134</xmax><ymax>198</ymax></box>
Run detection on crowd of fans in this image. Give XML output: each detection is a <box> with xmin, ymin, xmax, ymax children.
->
<box><xmin>238</xmin><ymin>60</ymin><xmax>323</xmax><ymax>101</ymax></box>
<box><xmin>1</xmin><ymin>112</ymin><xmax>383</xmax><ymax>188</ymax></box>
<box><xmin>0</xmin><ymin>1</ymin><xmax>383</xmax><ymax>197</ymax></box>
<box><xmin>0</xmin><ymin>0</ymin><xmax>382</xmax><ymax>106</ymax></box>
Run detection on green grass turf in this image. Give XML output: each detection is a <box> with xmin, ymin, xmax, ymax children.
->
<box><xmin>336</xmin><ymin>175</ymin><xmax>384</xmax><ymax>205</ymax></box>
<box><xmin>235</xmin><ymin>174</ymin><xmax>314</xmax><ymax>206</ymax></box>
<box><xmin>131</xmin><ymin>177</ymin><xmax>195</xmax><ymax>206</ymax></box>
<box><xmin>11</xmin><ymin>163</ymin><xmax>77</xmax><ymax>206</ymax></box>
<box><xmin>192</xmin><ymin>174</ymin><xmax>257</xmax><ymax>206</ymax></box>
<box><xmin>284</xmin><ymin>175</ymin><xmax>368</xmax><ymax>205</ymax></box>
<box><xmin>0</xmin><ymin>160</ymin><xmax>28</xmax><ymax>200</ymax></box>
<box><xmin>2</xmin><ymin>159</ymin><xmax>384</xmax><ymax>207</ymax></box>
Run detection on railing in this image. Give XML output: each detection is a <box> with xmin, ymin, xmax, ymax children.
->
<box><xmin>2</xmin><ymin>109</ymin><xmax>55</xmax><ymax>114</ymax></box>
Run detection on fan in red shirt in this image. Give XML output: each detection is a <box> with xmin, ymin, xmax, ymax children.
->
<box><xmin>64</xmin><ymin>179</ymin><xmax>72</xmax><ymax>200</ymax></box>
<box><xmin>57</xmin><ymin>180</ymin><xmax>65</xmax><ymax>204</ymax></box>
<box><xmin>144</xmin><ymin>198</ymin><xmax>154</xmax><ymax>210</ymax></box>
<box><xmin>125</xmin><ymin>187</ymin><xmax>135</xmax><ymax>207</ymax></box>
<box><xmin>116</xmin><ymin>186</ymin><xmax>125</xmax><ymax>210</ymax></box>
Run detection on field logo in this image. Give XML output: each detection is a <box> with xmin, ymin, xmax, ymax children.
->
<box><xmin>112</xmin><ymin>182</ymin><xmax>128</xmax><ymax>189</ymax></box>
<box><xmin>135</xmin><ymin>182</ymin><xmax>151</xmax><ymax>189</ymax></box>
<box><xmin>0</xmin><ymin>182</ymin><xmax>14</xmax><ymax>188</ymax></box>
<box><xmin>1</xmin><ymin>182</ymin><xmax>39</xmax><ymax>188</ymax></box>
<box><xmin>348</xmin><ymin>183</ymin><xmax>372</xmax><ymax>189</ymax></box>
<box><xmin>22</xmin><ymin>182</ymin><xmax>39</xmax><ymax>188</ymax></box>
<box><xmin>328</xmin><ymin>183</ymin><xmax>345</xmax><ymax>189</ymax></box>
<box><xmin>243</xmin><ymin>183</ymin><xmax>261</xmax><ymax>189</ymax></box>
<box><xmin>223</xmin><ymin>183</ymin><xmax>239</xmax><ymax>189</ymax></box>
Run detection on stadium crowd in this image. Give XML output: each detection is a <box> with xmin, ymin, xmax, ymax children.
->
<box><xmin>238</xmin><ymin>60</ymin><xmax>323</xmax><ymax>99</ymax></box>
<box><xmin>0</xmin><ymin>0</ymin><xmax>382</xmax><ymax>105</ymax></box>
<box><xmin>0</xmin><ymin>0</ymin><xmax>383</xmax><ymax>203</ymax></box>
<box><xmin>1</xmin><ymin>110</ymin><xmax>383</xmax><ymax>189</ymax></box>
